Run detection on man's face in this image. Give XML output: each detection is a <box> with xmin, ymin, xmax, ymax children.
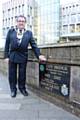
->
<box><xmin>17</xmin><ymin>17</ymin><xmax>26</xmax><ymax>30</ymax></box>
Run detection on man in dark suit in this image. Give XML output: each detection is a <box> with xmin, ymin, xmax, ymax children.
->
<box><xmin>4</xmin><ymin>15</ymin><xmax>46</xmax><ymax>97</ymax></box>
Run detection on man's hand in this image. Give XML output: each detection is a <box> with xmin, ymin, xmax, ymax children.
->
<box><xmin>4</xmin><ymin>58</ymin><xmax>9</xmax><ymax>62</ymax></box>
<box><xmin>39</xmin><ymin>55</ymin><xmax>46</xmax><ymax>62</ymax></box>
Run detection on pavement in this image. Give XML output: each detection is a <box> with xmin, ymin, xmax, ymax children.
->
<box><xmin>0</xmin><ymin>72</ymin><xmax>80</xmax><ymax>120</ymax></box>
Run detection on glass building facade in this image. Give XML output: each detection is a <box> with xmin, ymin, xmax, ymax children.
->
<box><xmin>35</xmin><ymin>0</ymin><xmax>60</xmax><ymax>45</ymax></box>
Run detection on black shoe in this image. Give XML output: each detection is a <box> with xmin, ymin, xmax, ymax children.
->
<box><xmin>20</xmin><ymin>89</ymin><xmax>28</xmax><ymax>96</ymax></box>
<box><xmin>11</xmin><ymin>91</ymin><xmax>17</xmax><ymax>98</ymax></box>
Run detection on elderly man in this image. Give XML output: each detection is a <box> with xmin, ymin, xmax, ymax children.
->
<box><xmin>4</xmin><ymin>15</ymin><xmax>46</xmax><ymax>97</ymax></box>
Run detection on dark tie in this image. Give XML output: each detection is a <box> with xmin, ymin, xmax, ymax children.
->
<box><xmin>17</xmin><ymin>30</ymin><xmax>22</xmax><ymax>45</ymax></box>
<box><xmin>19</xmin><ymin>29</ymin><xmax>22</xmax><ymax>34</ymax></box>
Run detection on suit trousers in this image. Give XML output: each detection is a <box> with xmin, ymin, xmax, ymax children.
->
<box><xmin>9</xmin><ymin>60</ymin><xmax>27</xmax><ymax>92</ymax></box>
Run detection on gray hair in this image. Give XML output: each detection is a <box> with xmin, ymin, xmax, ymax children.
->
<box><xmin>17</xmin><ymin>15</ymin><xmax>27</xmax><ymax>22</ymax></box>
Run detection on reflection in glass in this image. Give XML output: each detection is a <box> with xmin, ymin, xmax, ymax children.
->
<box><xmin>35</xmin><ymin>0</ymin><xmax>60</xmax><ymax>45</ymax></box>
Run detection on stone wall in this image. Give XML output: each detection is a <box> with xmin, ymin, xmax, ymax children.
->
<box><xmin>0</xmin><ymin>59</ymin><xmax>8</xmax><ymax>75</ymax></box>
<box><xmin>39</xmin><ymin>43</ymin><xmax>80</xmax><ymax>65</ymax></box>
<box><xmin>0</xmin><ymin>42</ymin><xmax>80</xmax><ymax>105</ymax></box>
<box><xmin>26</xmin><ymin>61</ymin><xmax>39</xmax><ymax>87</ymax></box>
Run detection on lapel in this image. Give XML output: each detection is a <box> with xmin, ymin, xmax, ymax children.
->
<box><xmin>11</xmin><ymin>30</ymin><xmax>18</xmax><ymax>46</ymax></box>
<box><xmin>20</xmin><ymin>30</ymin><xmax>29</xmax><ymax>46</ymax></box>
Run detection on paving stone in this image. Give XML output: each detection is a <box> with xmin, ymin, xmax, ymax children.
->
<box><xmin>0</xmin><ymin>103</ymin><xmax>21</xmax><ymax>110</ymax></box>
<box><xmin>0</xmin><ymin>72</ymin><xmax>79</xmax><ymax>120</ymax></box>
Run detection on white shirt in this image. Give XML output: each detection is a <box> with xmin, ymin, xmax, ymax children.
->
<box><xmin>17</xmin><ymin>29</ymin><xmax>25</xmax><ymax>44</ymax></box>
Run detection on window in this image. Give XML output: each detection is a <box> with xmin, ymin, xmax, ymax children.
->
<box><xmin>76</xmin><ymin>24</ymin><xmax>80</xmax><ymax>32</ymax></box>
<box><xmin>77</xmin><ymin>14</ymin><xmax>80</xmax><ymax>23</ymax></box>
<box><xmin>30</xmin><ymin>6</ymin><xmax>32</xmax><ymax>15</ymax></box>
<box><xmin>69</xmin><ymin>24</ymin><xmax>75</xmax><ymax>33</ymax></box>
<box><xmin>11</xmin><ymin>17</ymin><xmax>13</xmax><ymax>25</ymax></box>
<box><xmin>70</xmin><ymin>14</ymin><xmax>76</xmax><ymax>24</ymax></box>
<box><xmin>12</xmin><ymin>8</ymin><xmax>14</xmax><ymax>15</ymax></box>
<box><xmin>18</xmin><ymin>5</ymin><xmax>21</xmax><ymax>14</ymax></box>
<box><xmin>15</xmin><ymin>7</ymin><xmax>17</xmax><ymax>15</ymax></box>
<box><xmin>62</xmin><ymin>25</ymin><xmax>68</xmax><ymax>34</ymax></box>
<box><xmin>22</xmin><ymin>4</ymin><xmax>24</xmax><ymax>14</ymax></box>
<box><xmin>8</xmin><ymin>9</ymin><xmax>10</xmax><ymax>17</ymax></box>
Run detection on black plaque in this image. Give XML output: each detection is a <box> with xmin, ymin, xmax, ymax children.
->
<box><xmin>39</xmin><ymin>62</ymin><xmax>70</xmax><ymax>96</ymax></box>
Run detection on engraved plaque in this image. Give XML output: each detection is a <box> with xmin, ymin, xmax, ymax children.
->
<box><xmin>39</xmin><ymin>63</ymin><xmax>70</xmax><ymax>96</ymax></box>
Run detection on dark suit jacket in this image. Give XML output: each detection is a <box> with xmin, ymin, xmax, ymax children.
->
<box><xmin>4</xmin><ymin>28</ymin><xmax>40</xmax><ymax>63</ymax></box>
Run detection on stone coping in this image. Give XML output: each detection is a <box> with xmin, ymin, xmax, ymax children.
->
<box><xmin>37</xmin><ymin>41</ymin><xmax>80</xmax><ymax>48</ymax></box>
<box><xmin>22</xmin><ymin>41</ymin><xmax>80</xmax><ymax>49</ymax></box>
<box><xmin>1</xmin><ymin>41</ymin><xmax>80</xmax><ymax>51</ymax></box>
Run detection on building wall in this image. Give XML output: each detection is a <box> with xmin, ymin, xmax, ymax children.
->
<box><xmin>2</xmin><ymin>0</ymin><xmax>60</xmax><ymax>45</ymax></box>
<box><xmin>2</xmin><ymin>0</ymin><xmax>35</xmax><ymax>39</ymax></box>
<box><xmin>61</xmin><ymin>2</ymin><xmax>80</xmax><ymax>41</ymax></box>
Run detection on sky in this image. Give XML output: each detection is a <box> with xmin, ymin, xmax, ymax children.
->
<box><xmin>0</xmin><ymin>0</ymin><xmax>79</xmax><ymax>47</ymax></box>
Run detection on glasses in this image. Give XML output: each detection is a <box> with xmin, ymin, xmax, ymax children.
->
<box><xmin>17</xmin><ymin>20</ymin><xmax>26</xmax><ymax>23</ymax></box>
